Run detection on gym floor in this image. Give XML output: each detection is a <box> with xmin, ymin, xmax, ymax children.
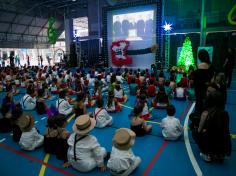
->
<box><xmin>0</xmin><ymin>71</ymin><xmax>235</xmax><ymax>176</ymax></box>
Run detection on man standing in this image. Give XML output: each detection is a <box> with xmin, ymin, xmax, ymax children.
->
<box><xmin>224</xmin><ymin>48</ymin><xmax>236</xmax><ymax>88</ymax></box>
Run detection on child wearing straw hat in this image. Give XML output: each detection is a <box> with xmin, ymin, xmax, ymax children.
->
<box><xmin>18</xmin><ymin>113</ymin><xmax>44</xmax><ymax>151</ymax></box>
<box><xmin>107</xmin><ymin>128</ymin><xmax>141</xmax><ymax>176</ymax></box>
<box><xmin>67</xmin><ymin>114</ymin><xmax>107</xmax><ymax>172</ymax></box>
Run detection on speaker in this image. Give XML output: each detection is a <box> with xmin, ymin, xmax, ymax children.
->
<box><xmin>69</xmin><ymin>42</ymin><xmax>77</xmax><ymax>67</ymax></box>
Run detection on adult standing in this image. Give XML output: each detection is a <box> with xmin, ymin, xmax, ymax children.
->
<box><xmin>194</xmin><ymin>49</ymin><xmax>214</xmax><ymax>114</ymax></box>
<box><xmin>192</xmin><ymin>91</ymin><xmax>231</xmax><ymax>162</ymax></box>
<box><xmin>9</xmin><ymin>54</ymin><xmax>14</xmax><ymax>67</ymax></box>
<box><xmin>40</xmin><ymin>56</ymin><xmax>43</xmax><ymax>67</ymax></box>
<box><xmin>27</xmin><ymin>55</ymin><xmax>30</xmax><ymax>67</ymax></box>
<box><xmin>224</xmin><ymin>48</ymin><xmax>235</xmax><ymax>88</ymax></box>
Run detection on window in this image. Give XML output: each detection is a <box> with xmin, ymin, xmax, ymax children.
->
<box><xmin>73</xmin><ymin>17</ymin><xmax>89</xmax><ymax>37</ymax></box>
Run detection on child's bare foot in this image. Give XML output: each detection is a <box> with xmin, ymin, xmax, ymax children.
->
<box><xmin>62</xmin><ymin>162</ymin><xmax>71</xmax><ymax>168</ymax></box>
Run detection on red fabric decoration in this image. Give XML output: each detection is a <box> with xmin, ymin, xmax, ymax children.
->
<box><xmin>111</xmin><ymin>40</ymin><xmax>132</xmax><ymax>66</ymax></box>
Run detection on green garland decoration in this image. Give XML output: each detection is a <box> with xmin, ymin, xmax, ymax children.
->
<box><xmin>47</xmin><ymin>17</ymin><xmax>58</xmax><ymax>44</ymax></box>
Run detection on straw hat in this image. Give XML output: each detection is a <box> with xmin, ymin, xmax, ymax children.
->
<box><xmin>72</xmin><ymin>114</ymin><xmax>96</xmax><ymax>135</ymax></box>
<box><xmin>112</xmin><ymin>128</ymin><xmax>136</xmax><ymax>150</ymax></box>
<box><xmin>18</xmin><ymin>113</ymin><xmax>34</xmax><ymax>132</ymax></box>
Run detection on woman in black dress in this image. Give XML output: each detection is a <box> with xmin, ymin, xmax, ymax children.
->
<box><xmin>194</xmin><ymin>49</ymin><xmax>214</xmax><ymax>114</ymax></box>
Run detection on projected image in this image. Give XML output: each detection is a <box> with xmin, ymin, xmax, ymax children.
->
<box><xmin>113</xmin><ymin>10</ymin><xmax>154</xmax><ymax>41</ymax></box>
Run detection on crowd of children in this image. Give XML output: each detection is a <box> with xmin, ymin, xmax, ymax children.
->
<box><xmin>0</xmin><ymin>63</ymin><xmax>230</xmax><ymax>175</ymax></box>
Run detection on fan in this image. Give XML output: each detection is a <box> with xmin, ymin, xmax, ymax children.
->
<box><xmin>106</xmin><ymin>0</ymin><xmax>117</xmax><ymax>6</ymax></box>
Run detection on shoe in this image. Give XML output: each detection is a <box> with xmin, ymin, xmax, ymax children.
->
<box><xmin>200</xmin><ymin>152</ymin><xmax>212</xmax><ymax>162</ymax></box>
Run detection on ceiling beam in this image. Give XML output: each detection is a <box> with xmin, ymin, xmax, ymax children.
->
<box><xmin>0</xmin><ymin>20</ymin><xmax>49</xmax><ymax>29</ymax></box>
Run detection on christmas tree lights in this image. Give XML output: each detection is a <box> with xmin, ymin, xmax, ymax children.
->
<box><xmin>177</xmin><ymin>37</ymin><xmax>195</xmax><ymax>71</ymax></box>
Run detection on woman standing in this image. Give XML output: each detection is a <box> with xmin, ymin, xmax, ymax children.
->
<box><xmin>194</xmin><ymin>49</ymin><xmax>214</xmax><ymax>114</ymax></box>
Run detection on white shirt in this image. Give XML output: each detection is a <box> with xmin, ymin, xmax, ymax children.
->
<box><xmin>116</xmin><ymin>76</ymin><xmax>124</xmax><ymax>83</ymax></box>
<box><xmin>114</xmin><ymin>89</ymin><xmax>123</xmax><ymax>98</ymax></box>
<box><xmin>141</xmin><ymin>103</ymin><xmax>149</xmax><ymax>116</ymax></box>
<box><xmin>56</xmin><ymin>98</ymin><xmax>73</xmax><ymax>116</ymax></box>
<box><xmin>107</xmin><ymin>146</ymin><xmax>138</xmax><ymax>172</ymax></box>
<box><xmin>176</xmin><ymin>87</ymin><xmax>185</xmax><ymax>98</ymax></box>
<box><xmin>94</xmin><ymin>108</ymin><xmax>113</xmax><ymax>128</ymax></box>
<box><xmin>20</xmin><ymin>94</ymin><xmax>36</xmax><ymax>110</ymax></box>
<box><xmin>106</xmin><ymin>74</ymin><xmax>111</xmax><ymax>83</ymax></box>
<box><xmin>67</xmin><ymin>133</ymin><xmax>106</xmax><ymax>172</ymax></box>
<box><xmin>161</xmin><ymin>116</ymin><xmax>182</xmax><ymax>140</ymax></box>
<box><xmin>19</xmin><ymin>127</ymin><xmax>44</xmax><ymax>150</ymax></box>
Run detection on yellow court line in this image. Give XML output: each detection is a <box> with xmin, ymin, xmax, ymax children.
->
<box><xmin>38</xmin><ymin>113</ymin><xmax>75</xmax><ymax>176</ymax></box>
<box><xmin>146</xmin><ymin>120</ymin><xmax>161</xmax><ymax>125</ymax></box>
<box><xmin>67</xmin><ymin>113</ymin><xmax>76</xmax><ymax>122</ymax></box>
<box><xmin>119</xmin><ymin>103</ymin><xmax>134</xmax><ymax>110</ymax></box>
<box><xmin>38</xmin><ymin>154</ymin><xmax>50</xmax><ymax>176</ymax></box>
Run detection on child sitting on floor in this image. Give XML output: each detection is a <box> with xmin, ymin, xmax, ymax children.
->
<box><xmin>36</xmin><ymin>89</ymin><xmax>48</xmax><ymax>115</ymax></box>
<box><xmin>18</xmin><ymin>113</ymin><xmax>44</xmax><ymax>151</ymax></box>
<box><xmin>84</xmin><ymin>90</ymin><xmax>95</xmax><ymax>107</ymax></box>
<box><xmin>114</xmin><ymin>81</ymin><xmax>127</xmax><ymax>103</ymax></box>
<box><xmin>56</xmin><ymin>89</ymin><xmax>73</xmax><ymax>116</ymax></box>
<box><xmin>11</xmin><ymin>104</ymin><xmax>23</xmax><ymax>142</ymax></box>
<box><xmin>152</xmin><ymin>86</ymin><xmax>169</xmax><ymax>108</ymax></box>
<box><xmin>129</xmin><ymin>77</ymin><xmax>138</xmax><ymax>96</ymax></box>
<box><xmin>180</xmin><ymin>72</ymin><xmax>189</xmax><ymax>88</ymax></box>
<box><xmin>105</xmin><ymin>90</ymin><xmax>121</xmax><ymax>112</ymax></box>
<box><xmin>44</xmin><ymin>114</ymin><xmax>70</xmax><ymax>167</ymax></box>
<box><xmin>107</xmin><ymin>128</ymin><xmax>141</xmax><ymax>175</ymax></box>
<box><xmin>92</xmin><ymin>80</ymin><xmax>102</xmax><ymax>99</ymax></box>
<box><xmin>94</xmin><ymin>98</ymin><xmax>113</xmax><ymax>128</ymax></box>
<box><xmin>130</xmin><ymin>105</ymin><xmax>152</xmax><ymax>136</ymax></box>
<box><xmin>174</xmin><ymin>82</ymin><xmax>187</xmax><ymax>101</ymax></box>
<box><xmin>137</xmin><ymin>94</ymin><xmax>152</xmax><ymax>120</ymax></box>
<box><xmin>67</xmin><ymin>115</ymin><xmax>108</xmax><ymax>172</ymax></box>
<box><xmin>20</xmin><ymin>85</ymin><xmax>37</xmax><ymax>110</ymax></box>
<box><xmin>73</xmin><ymin>93</ymin><xmax>87</xmax><ymax>117</ymax></box>
<box><xmin>147</xmin><ymin>79</ymin><xmax>156</xmax><ymax>97</ymax></box>
<box><xmin>160</xmin><ymin>105</ymin><xmax>182</xmax><ymax>140</ymax></box>
<box><xmin>0</xmin><ymin>92</ymin><xmax>15</xmax><ymax>133</ymax></box>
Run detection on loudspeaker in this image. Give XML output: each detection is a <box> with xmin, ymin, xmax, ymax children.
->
<box><xmin>69</xmin><ymin>42</ymin><xmax>77</xmax><ymax>67</ymax></box>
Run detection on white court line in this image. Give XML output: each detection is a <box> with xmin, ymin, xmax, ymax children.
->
<box><xmin>0</xmin><ymin>138</ymin><xmax>6</xmax><ymax>143</ymax></box>
<box><xmin>184</xmin><ymin>102</ymin><xmax>203</xmax><ymax>176</ymax></box>
<box><xmin>41</xmin><ymin>117</ymin><xmax>47</xmax><ymax>120</ymax></box>
<box><xmin>34</xmin><ymin>121</ymin><xmax>38</xmax><ymax>124</ymax></box>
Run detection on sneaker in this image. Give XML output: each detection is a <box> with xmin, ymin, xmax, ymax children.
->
<box><xmin>200</xmin><ymin>152</ymin><xmax>212</xmax><ymax>162</ymax></box>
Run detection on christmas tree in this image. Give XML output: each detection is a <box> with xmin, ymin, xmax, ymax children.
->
<box><xmin>177</xmin><ymin>37</ymin><xmax>195</xmax><ymax>71</ymax></box>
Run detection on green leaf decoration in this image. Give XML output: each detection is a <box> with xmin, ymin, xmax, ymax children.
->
<box><xmin>47</xmin><ymin>17</ymin><xmax>58</xmax><ymax>44</ymax></box>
